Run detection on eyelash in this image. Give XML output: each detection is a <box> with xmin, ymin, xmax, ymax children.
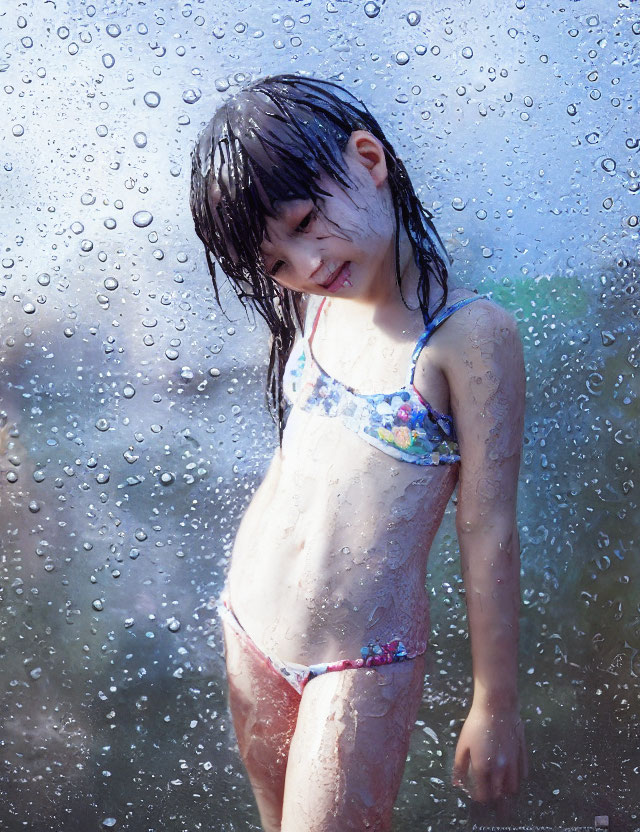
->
<box><xmin>268</xmin><ymin>208</ymin><xmax>316</xmax><ymax>276</ymax></box>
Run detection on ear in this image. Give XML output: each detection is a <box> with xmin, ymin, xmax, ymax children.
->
<box><xmin>344</xmin><ymin>130</ymin><xmax>389</xmax><ymax>188</ymax></box>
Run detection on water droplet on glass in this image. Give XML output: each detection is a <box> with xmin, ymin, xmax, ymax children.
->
<box><xmin>143</xmin><ymin>91</ymin><xmax>161</xmax><ymax>108</ymax></box>
<box><xmin>133</xmin><ymin>210</ymin><xmax>153</xmax><ymax>228</ymax></box>
<box><xmin>183</xmin><ymin>88</ymin><xmax>202</xmax><ymax>104</ymax></box>
<box><xmin>133</xmin><ymin>132</ymin><xmax>147</xmax><ymax>148</ymax></box>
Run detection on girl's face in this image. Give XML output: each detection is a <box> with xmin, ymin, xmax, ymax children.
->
<box><xmin>258</xmin><ymin>131</ymin><xmax>397</xmax><ymax>300</ymax></box>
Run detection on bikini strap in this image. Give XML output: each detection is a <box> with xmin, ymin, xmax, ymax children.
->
<box><xmin>306</xmin><ymin>296</ymin><xmax>328</xmax><ymax>347</ymax></box>
<box><xmin>407</xmin><ymin>293</ymin><xmax>492</xmax><ymax>387</ymax></box>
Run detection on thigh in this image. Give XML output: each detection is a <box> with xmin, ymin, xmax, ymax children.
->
<box><xmin>221</xmin><ymin>616</ymin><xmax>302</xmax><ymax>827</ymax></box>
<box><xmin>280</xmin><ymin>653</ymin><xmax>427</xmax><ymax>832</ymax></box>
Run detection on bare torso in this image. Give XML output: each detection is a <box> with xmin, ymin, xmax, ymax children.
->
<box><xmin>226</xmin><ymin>278</ymin><xmax>478</xmax><ymax>665</ymax></box>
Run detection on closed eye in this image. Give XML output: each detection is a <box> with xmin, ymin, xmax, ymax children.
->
<box><xmin>268</xmin><ymin>208</ymin><xmax>316</xmax><ymax>276</ymax></box>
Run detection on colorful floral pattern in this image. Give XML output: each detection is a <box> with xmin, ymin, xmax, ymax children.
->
<box><xmin>283</xmin><ymin>340</ymin><xmax>461</xmax><ymax>465</ymax></box>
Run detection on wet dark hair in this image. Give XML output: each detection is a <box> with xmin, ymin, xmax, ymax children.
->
<box><xmin>189</xmin><ymin>72</ymin><xmax>454</xmax><ymax>447</ymax></box>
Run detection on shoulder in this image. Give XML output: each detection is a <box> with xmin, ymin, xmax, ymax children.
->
<box><xmin>432</xmin><ymin>294</ymin><xmax>519</xmax><ymax>368</ymax></box>
<box><xmin>440</xmin><ymin>293</ymin><xmax>525</xmax><ymax>433</ymax></box>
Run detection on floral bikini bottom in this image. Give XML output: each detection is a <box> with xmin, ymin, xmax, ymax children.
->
<box><xmin>215</xmin><ymin>580</ymin><xmax>427</xmax><ymax>696</ymax></box>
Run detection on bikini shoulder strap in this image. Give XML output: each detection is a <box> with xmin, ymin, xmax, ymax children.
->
<box><xmin>306</xmin><ymin>296</ymin><xmax>328</xmax><ymax>343</ymax></box>
<box><xmin>407</xmin><ymin>292</ymin><xmax>492</xmax><ymax>387</ymax></box>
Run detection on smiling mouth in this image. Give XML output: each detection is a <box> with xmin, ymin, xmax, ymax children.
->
<box><xmin>320</xmin><ymin>263</ymin><xmax>347</xmax><ymax>287</ymax></box>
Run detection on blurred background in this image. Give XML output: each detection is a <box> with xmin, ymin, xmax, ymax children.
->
<box><xmin>1</xmin><ymin>1</ymin><xmax>638</xmax><ymax>830</ymax></box>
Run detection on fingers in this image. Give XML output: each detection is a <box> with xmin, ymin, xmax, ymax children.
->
<box><xmin>490</xmin><ymin>764</ymin><xmax>507</xmax><ymax>801</ymax></box>
<box><xmin>452</xmin><ymin>744</ymin><xmax>470</xmax><ymax>788</ymax></box>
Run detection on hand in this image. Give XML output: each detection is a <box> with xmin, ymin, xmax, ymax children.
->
<box><xmin>451</xmin><ymin>700</ymin><xmax>528</xmax><ymax>803</ymax></box>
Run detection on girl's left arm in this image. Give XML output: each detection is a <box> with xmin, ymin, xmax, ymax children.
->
<box><xmin>440</xmin><ymin>298</ymin><xmax>529</xmax><ymax>805</ymax></box>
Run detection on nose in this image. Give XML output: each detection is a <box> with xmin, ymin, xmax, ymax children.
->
<box><xmin>286</xmin><ymin>240</ymin><xmax>324</xmax><ymax>283</ymax></box>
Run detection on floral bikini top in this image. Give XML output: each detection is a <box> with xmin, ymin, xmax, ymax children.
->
<box><xmin>282</xmin><ymin>292</ymin><xmax>491</xmax><ymax>465</ymax></box>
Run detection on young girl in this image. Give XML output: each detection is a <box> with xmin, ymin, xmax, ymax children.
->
<box><xmin>190</xmin><ymin>73</ymin><xmax>528</xmax><ymax>831</ymax></box>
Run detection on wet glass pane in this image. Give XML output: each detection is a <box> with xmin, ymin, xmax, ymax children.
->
<box><xmin>1</xmin><ymin>2</ymin><xmax>637</xmax><ymax>831</ymax></box>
